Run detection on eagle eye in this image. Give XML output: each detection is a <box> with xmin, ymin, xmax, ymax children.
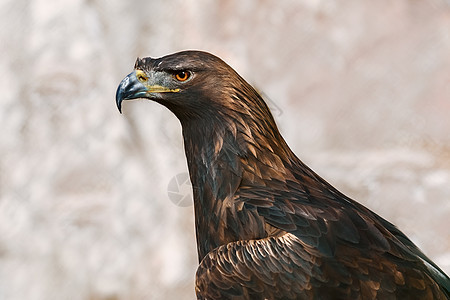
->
<box><xmin>174</xmin><ymin>71</ymin><xmax>191</xmax><ymax>82</ymax></box>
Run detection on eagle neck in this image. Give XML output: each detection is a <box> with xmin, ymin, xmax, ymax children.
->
<box><xmin>181</xmin><ymin>108</ymin><xmax>296</xmax><ymax>261</ymax></box>
<box><xmin>181</xmin><ymin>114</ymin><xmax>245</xmax><ymax>261</ymax></box>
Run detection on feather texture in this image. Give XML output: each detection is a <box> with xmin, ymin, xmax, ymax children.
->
<box><xmin>116</xmin><ymin>50</ymin><xmax>450</xmax><ymax>299</ymax></box>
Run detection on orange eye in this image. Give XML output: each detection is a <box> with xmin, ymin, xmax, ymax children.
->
<box><xmin>174</xmin><ymin>71</ymin><xmax>190</xmax><ymax>82</ymax></box>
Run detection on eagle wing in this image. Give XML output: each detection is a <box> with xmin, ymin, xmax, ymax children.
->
<box><xmin>196</xmin><ymin>168</ymin><xmax>450</xmax><ymax>299</ymax></box>
<box><xmin>196</xmin><ymin>231</ymin><xmax>447</xmax><ymax>300</ymax></box>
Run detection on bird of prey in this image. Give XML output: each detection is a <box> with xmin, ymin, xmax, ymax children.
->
<box><xmin>116</xmin><ymin>50</ymin><xmax>450</xmax><ymax>299</ymax></box>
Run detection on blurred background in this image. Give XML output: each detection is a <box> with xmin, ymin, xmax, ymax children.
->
<box><xmin>0</xmin><ymin>0</ymin><xmax>449</xmax><ymax>299</ymax></box>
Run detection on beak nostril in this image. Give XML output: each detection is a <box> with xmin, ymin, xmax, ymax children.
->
<box><xmin>135</xmin><ymin>70</ymin><xmax>148</xmax><ymax>83</ymax></box>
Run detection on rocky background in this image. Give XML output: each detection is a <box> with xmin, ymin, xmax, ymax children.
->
<box><xmin>1</xmin><ymin>0</ymin><xmax>449</xmax><ymax>299</ymax></box>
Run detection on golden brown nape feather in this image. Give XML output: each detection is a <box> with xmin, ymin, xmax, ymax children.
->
<box><xmin>116</xmin><ymin>50</ymin><xmax>450</xmax><ymax>300</ymax></box>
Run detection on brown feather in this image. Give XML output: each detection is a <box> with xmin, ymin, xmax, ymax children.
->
<box><xmin>116</xmin><ymin>50</ymin><xmax>450</xmax><ymax>299</ymax></box>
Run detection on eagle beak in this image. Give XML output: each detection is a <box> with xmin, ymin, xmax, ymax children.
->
<box><xmin>116</xmin><ymin>71</ymin><xmax>148</xmax><ymax>113</ymax></box>
<box><xmin>116</xmin><ymin>71</ymin><xmax>181</xmax><ymax>113</ymax></box>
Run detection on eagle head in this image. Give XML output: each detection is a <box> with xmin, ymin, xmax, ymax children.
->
<box><xmin>115</xmin><ymin>51</ymin><xmax>240</xmax><ymax>120</ymax></box>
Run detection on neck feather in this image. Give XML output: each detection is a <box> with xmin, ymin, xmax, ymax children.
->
<box><xmin>181</xmin><ymin>90</ymin><xmax>296</xmax><ymax>261</ymax></box>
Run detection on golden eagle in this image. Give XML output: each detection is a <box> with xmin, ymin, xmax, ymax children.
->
<box><xmin>116</xmin><ymin>51</ymin><xmax>450</xmax><ymax>299</ymax></box>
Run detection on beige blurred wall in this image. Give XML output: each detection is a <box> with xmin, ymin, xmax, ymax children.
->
<box><xmin>0</xmin><ymin>0</ymin><xmax>449</xmax><ymax>299</ymax></box>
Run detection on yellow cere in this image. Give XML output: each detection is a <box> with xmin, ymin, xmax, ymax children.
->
<box><xmin>135</xmin><ymin>70</ymin><xmax>148</xmax><ymax>82</ymax></box>
<box><xmin>147</xmin><ymin>85</ymin><xmax>180</xmax><ymax>93</ymax></box>
<box><xmin>135</xmin><ymin>70</ymin><xmax>180</xmax><ymax>93</ymax></box>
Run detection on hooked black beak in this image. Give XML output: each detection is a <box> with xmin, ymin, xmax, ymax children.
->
<box><xmin>115</xmin><ymin>71</ymin><xmax>148</xmax><ymax>113</ymax></box>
